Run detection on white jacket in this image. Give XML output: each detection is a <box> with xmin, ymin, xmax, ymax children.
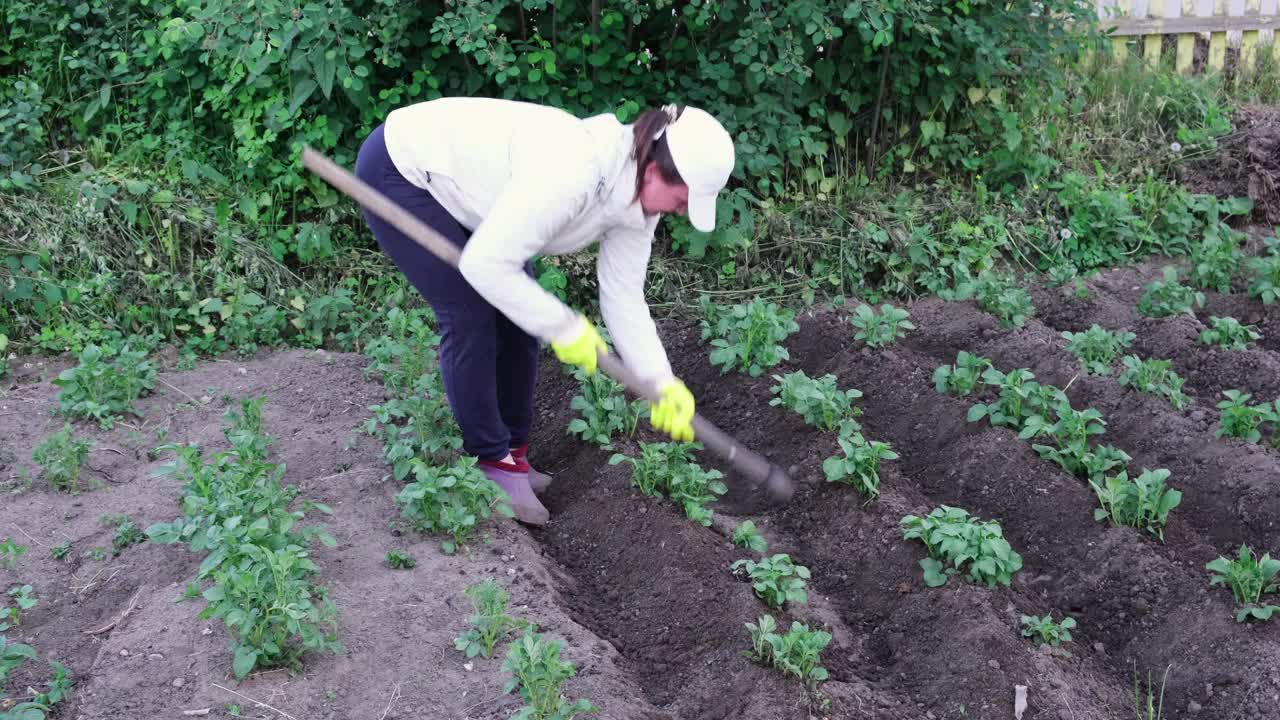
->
<box><xmin>383</xmin><ymin>96</ymin><xmax>674</xmax><ymax>387</ymax></box>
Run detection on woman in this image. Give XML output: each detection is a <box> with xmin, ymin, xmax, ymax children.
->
<box><xmin>354</xmin><ymin>96</ymin><xmax>735</xmax><ymax>526</ymax></box>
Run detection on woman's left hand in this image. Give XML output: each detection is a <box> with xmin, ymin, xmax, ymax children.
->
<box><xmin>650</xmin><ymin>378</ymin><xmax>696</xmax><ymax>442</ymax></box>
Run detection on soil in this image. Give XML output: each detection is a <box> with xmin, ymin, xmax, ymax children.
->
<box><xmin>1182</xmin><ymin>104</ymin><xmax>1280</xmax><ymax>224</ymax></box>
<box><xmin>3</xmin><ymin>243</ymin><xmax>1280</xmax><ymax>720</ymax></box>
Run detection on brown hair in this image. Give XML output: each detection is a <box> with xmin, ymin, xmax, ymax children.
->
<box><xmin>631</xmin><ymin>106</ymin><xmax>685</xmax><ymax>199</ymax></box>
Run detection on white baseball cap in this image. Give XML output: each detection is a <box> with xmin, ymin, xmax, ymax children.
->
<box><xmin>664</xmin><ymin>107</ymin><xmax>735</xmax><ymax>232</ymax></box>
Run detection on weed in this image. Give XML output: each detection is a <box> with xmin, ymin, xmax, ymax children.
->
<box><xmin>700</xmin><ymin>296</ymin><xmax>799</xmax><ymax>377</ymax></box>
<box><xmin>769</xmin><ymin>371</ymin><xmax>862</xmax><ymax>432</ymax></box>
<box><xmin>608</xmin><ymin>443</ymin><xmax>726</xmax><ymax>526</ymax></box>
<box><xmin>851</xmin><ymin>303</ymin><xmax>915</xmax><ymax>348</ymax></box>
<box><xmin>52</xmin><ymin>343</ymin><xmax>156</xmax><ymax>428</ymax></box>
<box><xmin>501</xmin><ymin>630</ymin><xmax>597</xmax><ymax>720</ymax></box>
<box><xmin>50</xmin><ymin>542</ymin><xmax>71</xmax><ymax>561</ymax></box>
<box><xmin>900</xmin><ymin>506</ymin><xmax>1022</xmax><ymax>588</ymax></box>
<box><xmin>32</xmin><ymin>423</ymin><xmax>92</xmax><ymax>494</ymax></box>
<box><xmin>1061</xmin><ymin>325</ymin><xmax>1135</xmax><ymax>375</ymax></box>
<box><xmin>82</xmin><ymin>546</ymin><xmax>106</xmax><ymax>562</ymax></box>
<box><xmin>1090</xmin><ymin>468</ymin><xmax>1182</xmax><ymax>541</ymax></box>
<box><xmin>732</xmin><ymin>520</ymin><xmax>768</xmax><ymax>553</ymax></box>
<box><xmin>731</xmin><ymin>554</ymin><xmax>811</xmax><ymax>608</ymax></box>
<box><xmin>933</xmin><ymin>351</ymin><xmax>993</xmax><ymax>397</ymax></box>
<box><xmin>1206</xmin><ymin>544</ymin><xmax>1280</xmax><ymax>622</ymax></box>
<box><xmin>744</xmin><ymin>614</ymin><xmax>831</xmax><ymax>690</ymax></box>
<box><xmin>385</xmin><ymin>550</ymin><xmax>415</xmax><ymax>570</ymax></box>
<box><xmin>1215</xmin><ymin>390</ymin><xmax>1267</xmax><ymax>442</ymax></box>
<box><xmin>1117</xmin><ymin>356</ymin><xmax>1189</xmax><ymax>410</ymax></box>
<box><xmin>0</xmin><ymin>539</ymin><xmax>27</xmax><ymax>570</ymax></box>
<box><xmin>454</xmin><ymin>578</ymin><xmax>531</xmax><ymax>659</ymax></box>
<box><xmin>567</xmin><ymin>366</ymin><xmax>647</xmax><ymax>449</ymax></box>
<box><xmin>101</xmin><ymin>514</ymin><xmax>145</xmax><ymax>556</ymax></box>
<box><xmin>0</xmin><ymin>584</ymin><xmax>37</xmax><ymax>632</ymax></box>
<box><xmin>1132</xmin><ymin>664</ymin><xmax>1170</xmax><ymax>720</ymax></box>
<box><xmin>1020</xmin><ymin>613</ymin><xmax>1076</xmax><ymax>647</ymax></box>
<box><xmin>396</xmin><ymin>456</ymin><xmax>514</xmax><ymax>555</ymax></box>
<box><xmin>822</xmin><ymin>431</ymin><xmax>896</xmax><ymax>504</ymax></box>
<box><xmin>1137</xmin><ymin>267</ymin><xmax>1204</xmax><ymax>318</ymax></box>
<box><xmin>1247</xmin><ymin>253</ymin><xmax>1280</xmax><ymax>305</ymax></box>
<box><xmin>1198</xmin><ymin>317</ymin><xmax>1261</xmax><ymax>350</ymax></box>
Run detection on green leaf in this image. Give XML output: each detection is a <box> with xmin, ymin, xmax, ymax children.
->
<box><xmin>233</xmin><ymin>645</ymin><xmax>259</xmax><ymax>678</ymax></box>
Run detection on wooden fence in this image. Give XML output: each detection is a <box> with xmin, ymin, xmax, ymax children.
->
<box><xmin>1096</xmin><ymin>0</ymin><xmax>1280</xmax><ymax>75</ymax></box>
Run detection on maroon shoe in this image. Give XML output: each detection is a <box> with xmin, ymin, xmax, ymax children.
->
<box><xmin>479</xmin><ymin>457</ymin><xmax>549</xmax><ymax>526</ymax></box>
<box><xmin>511</xmin><ymin>444</ymin><xmax>552</xmax><ymax>494</ymax></box>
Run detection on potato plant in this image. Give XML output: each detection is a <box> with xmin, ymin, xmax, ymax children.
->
<box><xmin>1198</xmin><ymin>317</ymin><xmax>1261</xmax><ymax>350</ymax></box>
<box><xmin>1187</xmin><ymin>233</ymin><xmax>1243</xmax><ymax>293</ymax></box>
<box><xmin>1206</xmin><ymin>544</ymin><xmax>1280</xmax><ymax>622</ymax></box>
<box><xmin>102</xmin><ymin>514</ymin><xmax>145</xmax><ymax>556</ymax></box>
<box><xmin>900</xmin><ymin>506</ymin><xmax>1023</xmax><ymax>588</ymax></box>
<box><xmin>1117</xmin><ymin>356</ymin><xmax>1189</xmax><ymax>410</ymax></box>
<box><xmin>732</xmin><ymin>520</ymin><xmax>768</xmax><ymax>553</ymax></box>
<box><xmin>1247</xmin><ymin>253</ymin><xmax>1280</xmax><ymax>305</ymax></box>
<box><xmin>385</xmin><ymin>550</ymin><xmax>415</xmax><ymax>570</ymax></box>
<box><xmin>361</xmin><ymin>307</ymin><xmax>440</xmax><ymax>401</ymax></box>
<box><xmin>822</xmin><ymin>431</ymin><xmax>897</xmax><ymax>504</ymax></box>
<box><xmin>1089</xmin><ymin>468</ymin><xmax>1182</xmax><ymax>541</ymax></box>
<box><xmin>608</xmin><ymin>443</ymin><xmax>726</xmax><ymax>526</ymax></box>
<box><xmin>932</xmin><ymin>351</ymin><xmax>992</xmax><ymax>397</ymax></box>
<box><xmin>567</xmin><ymin>366</ymin><xmax>646</xmax><ymax>449</ymax></box>
<box><xmin>744</xmin><ymin>614</ymin><xmax>831</xmax><ymax>690</ymax></box>
<box><xmin>700</xmin><ymin>296</ymin><xmax>800</xmax><ymax>377</ymax></box>
<box><xmin>0</xmin><ymin>539</ymin><xmax>26</xmax><ymax>570</ymax></box>
<box><xmin>1020</xmin><ymin>613</ymin><xmax>1076</xmax><ymax>647</ymax></box>
<box><xmin>0</xmin><ymin>585</ymin><xmax>37</xmax><ymax>632</ymax></box>
<box><xmin>1061</xmin><ymin>324</ymin><xmax>1135</xmax><ymax>375</ymax></box>
<box><xmin>768</xmin><ymin>370</ymin><xmax>862</xmax><ymax>432</ymax></box>
<box><xmin>850</xmin><ymin>303</ymin><xmax>914</xmax><ymax>348</ymax></box>
<box><xmin>365</xmin><ymin>390</ymin><xmax>464</xmax><ymax>481</ymax></box>
<box><xmin>1137</xmin><ymin>267</ymin><xmax>1204</xmax><ymax>318</ymax></box>
<box><xmin>1081</xmin><ymin>445</ymin><xmax>1132</xmax><ymax>483</ymax></box>
<box><xmin>31</xmin><ymin>423</ymin><xmax>92</xmax><ymax>494</ymax></box>
<box><xmin>455</xmin><ymin>579</ymin><xmax>531</xmax><ymax>659</ymax></box>
<box><xmin>731</xmin><ymin>554</ymin><xmax>811</xmax><ymax>608</ymax></box>
<box><xmin>0</xmin><ymin>649</ymin><xmax>70</xmax><ymax>720</ymax></box>
<box><xmin>1215</xmin><ymin>390</ymin><xmax>1268</xmax><ymax>443</ymax></box>
<box><xmin>52</xmin><ymin>343</ymin><xmax>157</xmax><ymax>428</ymax></box>
<box><xmin>944</xmin><ymin>270</ymin><xmax>1035</xmax><ymax>328</ymax></box>
<box><xmin>501</xmin><ymin>630</ymin><xmax>597</xmax><ymax>720</ymax></box>
<box><xmin>396</xmin><ymin>457</ymin><xmax>514</xmax><ymax>554</ymax></box>
<box><xmin>968</xmin><ymin>367</ymin><xmax>1064</xmax><ymax>432</ymax></box>
<box><xmin>1020</xmin><ymin>400</ymin><xmax>1107</xmax><ymax>479</ymax></box>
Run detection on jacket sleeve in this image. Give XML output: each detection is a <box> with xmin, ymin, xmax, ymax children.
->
<box><xmin>456</xmin><ymin>162</ymin><xmax>594</xmax><ymax>345</ymax></box>
<box><xmin>597</xmin><ymin>222</ymin><xmax>675</xmax><ymax>389</ymax></box>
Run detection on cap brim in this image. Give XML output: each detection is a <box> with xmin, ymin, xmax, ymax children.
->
<box><xmin>688</xmin><ymin>192</ymin><xmax>717</xmax><ymax>232</ymax></box>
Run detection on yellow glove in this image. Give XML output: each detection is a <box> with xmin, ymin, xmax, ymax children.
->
<box><xmin>650</xmin><ymin>378</ymin><xmax>696</xmax><ymax>443</ymax></box>
<box><xmin>551</xmin><ymin>316</ymin><xmax>607</xmax><ymax>374</ymax></box>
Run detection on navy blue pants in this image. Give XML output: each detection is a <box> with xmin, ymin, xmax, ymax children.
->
<box><xmin>354</xmin><ymin>122</ymin><xmax>540</xmax><ymax>461</ymax></box>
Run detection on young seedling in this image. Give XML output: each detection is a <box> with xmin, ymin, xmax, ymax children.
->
<box><xmin>1117</xmin><ymin>356</ymin><xmax>1189</xmax><ymax>410</ymax></box>
<box><xmin>1206</xmin><ymin>544</ymin><xmax>1280</xmax><ymax>622</ymax></box>
<box><xmin>1198</xmin><ymin>317</ymin><xmax>1262</xmax><ymax>350</ymax></box>
<box><xmin>51</xmin><ymin>542</ymin><xmax>71</xmax><ymax>561</ymax></box>
<box><xmin>732</xmin><ymin>520</ymin><xmax>768</xmax><ymax>553</ymax></box>
<box><xmin>1020</xmin><ymin>399</ymin><xmax>1107</xmax><ymax>479</ymax></box>
<box><xmin>52</xmin><ymin>343</ymin><xmax>157</xmax><ymax>428</ymax></box>
<box><xmin>1215</xmin><ymin>390</ymin><xmax>1267</xmax><ymax>443</ymax></box>
<box><xmin>567</xmin><ymin>366</ymin><xmax>646</xmax><ymax>449</ymax></box>
<box><xmin>1020</xmin><ymin>613</ymin><xmax>1076</xmax><ymax>647</ymax></box>
<box><xmin>769</xmin><ymin>371</ymin><xmax>862</xmax><ymax>432</ymax></box>
<box><xmin>455</xmin><ymin>578</ymin><xmax>531</xmax><ymax>659</ymax></box>
<box><xmin>385</xmin><ymin>550</ymin><xmax>415</xmax><ymax>570</ymax></box>
<box><xmin>1247</xmin><ymin>253</ymin><xmax>1280</xmax><ymax>305</ymax></box>
<box><xmin>1061</xmin><ymin>324</ymin><xmax>1135</xmax><ymax>375</ymax></box>
<box><xmin>851</xmin><ymin>303</ymin><xmax>915</xmax><ymax>348</ymax></box>
<box><xmin>501</xmin><ymin>630</ymin><xmax>597</xmax><ymax>720</ymax></box>
<box><xmin>0</xmin><ymin>636</ymin><xmax>35</xmax><ymax>685</ymax></box>
<box><xmin>32</xmin><ymin>423</ymin><xmax>93</xmax><ymax>494</ymax></box>
<box><xmin>900</xmin><ymin>506</ymin><xmax>1022</xmax><ymax>588</ymax></box>
<box><xmin>0</xmin><ymin>538</ymin><xmax>27</xmax><ymax>570</ymax></box>
<box><xmin>968</xmin><ymin>367</ymin><xmax>1064</xmax><ymax>432</ymax></box>
<box><xmin>700</xmin><ymin>296</ymin><xmax>800</xmax><ymax>377</ymax></box>
<box><xmin>102</xmin><ymin>514</ymin><xmax>145</xmax><ymax>556</ymax></box>
<box><xmin>731</xmin><ymin>554</ymin><xmax>811</xmax><ymax>608</ymax></box>
<box><xmin>1137</xmin><ymin>267</ymin><xmax>1205</xmax><ymax>318</ymax></box>
<box><xmin>396</xmin><ymin>456</ymin><xmax>514</xmax><ymax>554</ymax></box>
<box><xmin>744</xmin><ymin>614</ymin><xmax>831</xmax><ymax>690</ymax></box>
<box><xmin>932</xmin><ymin>351</ymin><xmax>992</xmax><ymax>397</ymax></box>
<box><xmin>1089</xmin><ymin>468</ymin><xmax>1182</xmax><ymax>541</ymax></box>
<box><xmin>822</xmin><ymin>431</ymin><xmax>896</xmax><ymax>504</ymax></box>
<box><xmin>0</xmin><ymin>585</ymin><xmax>37</xmax><ymax>632</ymax></box>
